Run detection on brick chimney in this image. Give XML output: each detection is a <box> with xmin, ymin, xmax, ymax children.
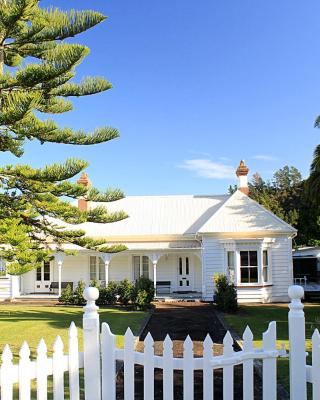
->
<box><xmin>77</xmin><ymin>172</ymin><xmax>91</xmax><ymax>211</ymax></box>
<box><xmin>236</xmin><ymin>160</ymin><xmax>249</xmax><ymax>195</ymax></box>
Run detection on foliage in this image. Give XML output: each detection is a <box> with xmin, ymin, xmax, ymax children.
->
<box><xmin>0</xmin><ymin>0</ymin><xmax>128</xmax><ymax>274</ymax></box>
<box><xmin>134</xmin><ymin>276</ymin><xmax>155</xmax><ymax>304</ymax></box>
<box><xmin>229</xmin><ymin>166</ymin><xmax>320</xmax><ymax>247</ymax></box>
<box><xmin>213</xmin><ymin>274</ymin><xmax>238</xmax><ymax>313</ymax></box>
<box><xmin>90</xmin><ymin>279</ymin><xmax>100</xmax><ymax>289</ymax></box>
<box><xmin>58</xmin><ymin>283</ymin><xmax>74</xmax><ymax>305</ymax></box>
<box><xmin>134</xmin><ymin>290</ymin><xmax>150</xmax><ymax>310</ymax></box>
<box><xmin>117</xmin><ymin>279</ymin><xmax>135</xmax><ymax>306</ymax></box>
<box><xmin>73</xmin><ymin>280</ymin><xmax>86</xmax><ymax>306</ymax></box>
<box><xmin>96</xmin><ymin>281</ymin><xmax>118</xmax><ymax>306</ymax></box>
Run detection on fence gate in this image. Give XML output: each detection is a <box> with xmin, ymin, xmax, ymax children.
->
<box><xmin>0</xmin><ymin>285</ymin><xmax>319</xmax><ymax>399</ymax></box>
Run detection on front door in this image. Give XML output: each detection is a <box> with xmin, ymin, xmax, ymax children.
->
<box><xmin>35</xmin><ymin>261</ymin><xmax>51</xmax><ymax>292</ymax></box>
<box><xmin>177</xmin><ymin>256</ymin><xmax>192</xmax><ymax>291</ymax></box>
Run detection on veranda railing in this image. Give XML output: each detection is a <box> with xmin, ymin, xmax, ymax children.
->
<box><xmin>0</xmin><ymin>285</ymin><xmax>317</xmax><ymax>400</ymax></box>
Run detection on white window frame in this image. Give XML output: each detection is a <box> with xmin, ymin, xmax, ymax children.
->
<box><xmin>223</xmin><ymin>241</ymin><xmax>272</xmax><ymax>287</ymax></box>
<box><xmin>132</xmin><ymin>255</ymin><xmax>150</xmax><ymax>280</ymax></box>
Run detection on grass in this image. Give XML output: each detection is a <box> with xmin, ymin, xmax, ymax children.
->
<box><xmin>224</xmin><ymin>302</ymin><xmax>320</xmax><ymax>393</ymax></box>
<box><xmin>0</xmin><ymin>304</ymin><xmax>147</xmax><ymax>360</ymax></box>
<box><xmin>0</xmin><ymin>304</ymin><xmax>147</xmax><ymax>399</ymax></box>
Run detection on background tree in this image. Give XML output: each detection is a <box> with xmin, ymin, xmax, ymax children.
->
<box><xmin>236</xmin><ymin>166</ymin><xmax>320</xmax><ymax>247</ymax></box>
<box><xmin>0</xmin><ymin>0</ymin><xmax>127</xmax><ymax>274</ymax></box>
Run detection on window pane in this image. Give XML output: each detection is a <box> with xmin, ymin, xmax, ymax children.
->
<box><xmin>43</xmin><ymin>261</ymin><xmax>50</xmax><ymax>281</ymax></box>
<box><xmin>142</xmin><ymin>256</ymin><xmax>149</xmax><ymax>278</ymax></box>
<box><xmin>240</xmin><ymin>267</ymin><xmax>249</xmax><ymax>283</ymax></box>
<box><xmin>240</xmin><ymin>251</ymin><xmax>249</xmax><ymax>266</ymax></box>
<box><xmin>249</xmin><ymin>251</ymin><xmax>258</xmax><ymax>266</ymax></box>
<box><xmin>227</xmin><ymin>251</ymin><xmax>234</xmax><ymax>267</ymax></box>
<box><xmin>36</xmin><ymin>267</ymin><xmax>41</xmax><ymax>281</ymax></box>
<box><xmin>263</xmin><ymin>266</ymin><xmax>268</xmax><ymax>282</ymax></box>
<box><xmin>186</xmin><ymin>257</ymin><xmax>189</xmax><ymax>275</ymax></box>
<box><xmin>179</xmin><ymin>258</ymin><xmax>182</xmax><ymax>275</ymax></box>
<box><xmin>263</xmin><ymin>250</ymin><xmax>268</xmax><ymax>266</ymax></box>
<box><xmin>90</xmin><ymin>256</ymin><xmax>97</xmax><ymax>280</ymax></box>
<box><xmin>250</xmin><ymin>267</ymin><xmax>258</xmax><ymax>282</ymax></box>
<box><xmin>133</xmin><ymin>256</ymin><xmax>140</xmax><ymax>280</ymax></box>
<box><xmin>99</xmin><ymin>258</ymin><xmax>105</xmax><ymax>281</ymax></box>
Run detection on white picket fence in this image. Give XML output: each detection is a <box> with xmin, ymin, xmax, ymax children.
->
<box><xmin>0</xmin><ymin>285</ymin><xmax>318</xmax><ymax>399</ymax></box>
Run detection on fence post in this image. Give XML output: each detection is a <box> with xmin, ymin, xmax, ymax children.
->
<box><xmin>288</xmin><ymin>285</ymin><xmax>307</xmax><ymax>400</ymax></box>
<box><xmin>83</xmin><ymin>286</ymin><xmax>101</xmax><ymax>400</ymax></box>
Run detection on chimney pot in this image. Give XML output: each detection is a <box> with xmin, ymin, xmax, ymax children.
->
<box><xmin>77</xmin><ymin>172</ymin><xmax>91</xmax><ymax>211</ymax></box>
<box><xmin>236</xmin><ymin>160</ymin><xmax>249</xmax><ymax>195</ymax></box>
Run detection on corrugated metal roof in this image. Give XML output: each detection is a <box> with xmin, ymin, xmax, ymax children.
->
<box><xmin>199</xmin><ymin>190</ymin><xmax>297</xmax><ymax>233</ymax></box>
<box><xmin>49</xmin><ymin>191</ymin><xmax>296</xmax><ymax>239</ymax></box>
<box><xmin>80</xmin><ymin>195</ymin><xmax>229</xmax><ymax>237</ymax></box>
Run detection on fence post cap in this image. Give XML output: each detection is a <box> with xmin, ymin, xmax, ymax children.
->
<box><xmin>288</xmin><ymin>285</ymin><xmax>304</xmax><ymax>300</ymax></box>
<box><xmin>83</xmin><ymin>286</ymin><xmax>99</xmax><ymax>302</ymax></box>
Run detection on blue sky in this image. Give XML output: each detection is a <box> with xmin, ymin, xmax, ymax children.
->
<box><xmin>4</xmin><ymin>0</ymin><xmax>320</xmax><ymax>195</ymax></box>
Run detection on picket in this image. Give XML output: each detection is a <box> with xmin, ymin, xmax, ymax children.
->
<box><xmin>242</xmin><ymin>326</ymin><xmax>254</xmax><ymax>400</ymax></box>
<box><xmin>101</xmin><ymin>322</ymin><xmax>116</xmax><ymax>400</ymax></box>
<box><xmin>124</xmin><ymin>327</ymin><xmax>135</xmax><ymax>400</ymax></box>
<box><xmin>19</xmin><ymin>341</ymin><xmax>31</xmax><ymax>400</ymax></box>
<box><xmin>68</xmin><ymin>322</ymin><xmax>80</xmax><ymax>400</ymax></box>
<box><xmin>262</xmin><ymin>321</ymin><xmax>277</xmax><ymax>400</ymax></box>
<box><xmin>1</xmin><ymin>345</ymin><xmax>13</xmax><ymax>400</ymax></box>
<box><xmin>36</xmin><ymin>339</ymin><xmax>48</xmax><ymax>400</ymax></box>
<box><xmin>144</xmin><ymin>332</ymin><xmax>154</xmax><ymax>400</ymax></box>
<box><xmin>203</xmin><ymin>334</ymin><xmax>213</xmax><ymax>400</ymax></box>
<box><xmin>223</xmin><ymin>331</ymin><xmax>234</xmax><ymax>400</ymax></box>
<box><xmin>162</xmin><ymin>335</ymin><xmax>174</xmax><ymax>400</ymax></box>
<box><xmin>312</xmin><ymin>329</ymin><xmax>320</xmax><ymax>400</ymax></box>
<box><xmin>183</xmin><ymin>335</ymin><xmax>194</xmax><ymax>400</ymax></box>
<box><xmin>52</xmin><ymin>336</ymin><xmax>64</xmax><ymax>400</ymax></box>
<box><xmin>0</xmin><ymin>284</ymin><xmax>318</xmax><ymax>400</ymax></box>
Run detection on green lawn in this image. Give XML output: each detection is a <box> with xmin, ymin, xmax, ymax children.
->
<box><xmin>0</xmin><ymin>304</ymin><xmax>147</xmax><ymax>399</ymax></box>
<box><xmin>224</xmin><ymin>303</ymin><xmax>320</xmax><ymax>392</ymax></box>
<box><xmin>0</xmin><ymin>304</ymin><xmax>147</xmax><ymax>361</ymax></box>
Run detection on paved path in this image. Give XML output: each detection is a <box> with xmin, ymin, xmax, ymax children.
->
<box><xmin>116</xmin><ymin>302</ymin><xmax>263</xmax><ymax>399</ymax></box>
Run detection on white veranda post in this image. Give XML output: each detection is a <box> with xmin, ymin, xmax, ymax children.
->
<box><xmin>55</xmin><ymin>252</ymin><xmax>65</xmax><ymax>297</ymax></box>
<box><xmin>99</xmin><ymin>253</ymin><xmax>113</xmax><ymax>286</ymax></box>
<box><xmin>149</xmin><ymin>253</ymin><xmax>161</xmax><ymax>294</ymax></box>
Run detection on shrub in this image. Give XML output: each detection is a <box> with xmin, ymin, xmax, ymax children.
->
<box><xmin>213</xmin><ymin>274</ymin><xmax>238</xmax><ymax>313</ymax></box>
<box><xmin>134</xmin><ymin>276</ymin><xmax>155</xmax><ymax>304</ymax></box>
<box><xmin>73</xmin><ymin>280</ymin><xmax>86</xmax><ymax>306</ymax></box>
<box><xmin>117</xmin><ymin>279</ymin><xmax>135</xmax><ymax>305</ymax></box>
<box><xmin>59</xmin><ymin>284</ymin><xmax>74</xmax><ymax>305</ymax></box>
<box><xmin>90</xmin><ymin>279</ymin><xmax>100</xmax><ymax>289</ymax></box>
<box><xmin>134</xmin><ymin>289</ymin><xmax>150</xmax><ymax>310</ymax></box>
<box><xmin>97</xmin><ymin>281</ymin><xmax>119</xmax><ymax>305</ymax></box>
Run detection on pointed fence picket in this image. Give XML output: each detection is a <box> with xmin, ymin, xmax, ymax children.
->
<box><xmin>163</xmin><ymin>335</ymin><xmax>174</xmax><ymax>400</ymax></box>
<box><xmin>242</xmin><ymin>326</ymin><xmax>254</xmax><ymax>400</ymax></box>
<box><xmin>1</xmin><ymin>285</ymin><xmax>320</xmax><ymax>399</ymax></box>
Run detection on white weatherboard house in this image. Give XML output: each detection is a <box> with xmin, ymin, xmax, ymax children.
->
<box><xmin>1</xmin><ymin>161</ymin><xmax>297</xmax><ymax>303</ymax></box>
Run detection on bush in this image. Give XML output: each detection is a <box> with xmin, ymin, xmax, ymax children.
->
<box><xmin>59</xmin><ymin>284</ymin><xmax>74</xmax><ymax>305</ymax></box>
<box><xmin>117</xmin><ymin>279</ymin><xmax>135</xmax><ymax>306</ymax></box>
<box><xmin>73</xmin><ymin>280</ymin><xmax>86</xmax><ymax>306</ymax></box>
<box><xmin>97</xmin><ymin>281</ymin><xmax>119</xmax><ymax>305</ymax></box>
<box><xmin>134</xmin><ymin>289</ymin><xmax>150</xmax><ymax>310</ymax></box>
<box><xmin>213</xmin><ymin>274</ymin><xmax>238</xmax><ymax>312</ymax></box>
<box><xmin>134</xmin><ymin>276</ymin><xmax>155</xmax><ymax>304</ymax></box>
<box><xmin>90</xmin><ymin>279</ymin><xmax>100</xmax><ymax>289</ymax></box>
